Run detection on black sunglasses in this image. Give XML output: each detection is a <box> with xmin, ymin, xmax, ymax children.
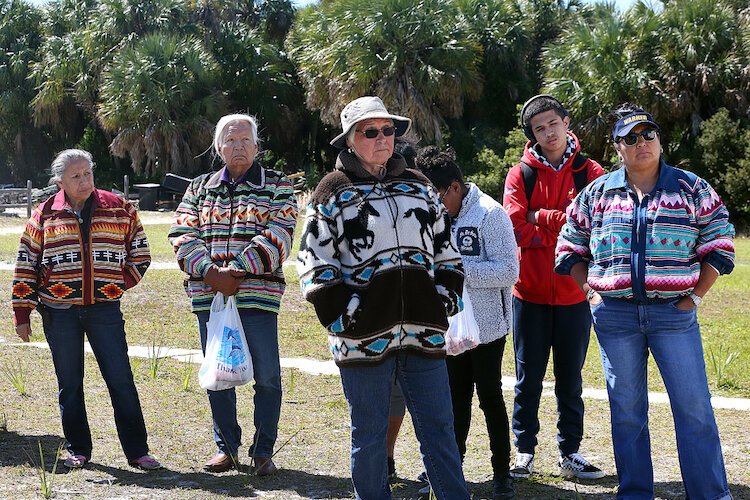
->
<box><xmin>358</xmin><ymin>126</ymin><xmax>396</xmax><ymax>139</ymax></box>
<box><xmin>617</xmin><ymin>128</ymin><xmax>658</xmax><ymax>146</ymax></box>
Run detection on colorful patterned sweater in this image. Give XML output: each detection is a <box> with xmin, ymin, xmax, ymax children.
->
<box><xmin>12</xmin><ymin>189</ymin><xmax>150</xmax><ymax>326</ymax></box>
<box><xmin>555</xmin><ymin>162</ymin><xmax>735</xmax><ymax>301</ymax></box>
<box><xmin>169</xmin><ymin>163</ymin><xmax>298</xmax><ymax>313</ymax></box>
<box><xmin>296</xmin><ymin>150</ymin><xmax>464</xmax><ymax>366</ymax></box>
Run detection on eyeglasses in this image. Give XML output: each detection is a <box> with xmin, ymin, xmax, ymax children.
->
<box><xmin>438</xmin><ymin>185</ymin><xmax>453</xmax><ymax>204</ymax></box>
<box><xmin>357</xmin><ymin>126</ymin><xmax>396</xmax><ymax>139</ymax></box>
<box><xmin>617</xmin><ymin>129</ymin><xmax>658</xmax><ymax>146</ymax></box>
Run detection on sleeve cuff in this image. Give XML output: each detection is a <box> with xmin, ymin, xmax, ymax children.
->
<box><xmin>13</xmin><ymin>307</ymin><xmax>32</xmax><ymax>327</ymax></box>
<box><xmin>555</xmin><ymin>253</ymin><xmax>584</xmax><ymax>276</ymax></box>
<box><xmin>196</xmin><ymin>258</ymin><xmax>215</xmax><ymax>277</ymax></box>
<box><xmin>703</xmin><ymin>251</ymin><xmax>734</xmax><ymax>275</ymax></box>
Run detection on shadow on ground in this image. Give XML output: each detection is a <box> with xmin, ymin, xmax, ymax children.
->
<box><xmin>3</xmin><ymin>430</ymin><xmax>749</xmax><ymax>499</ymax></box>
<box><xmin>0</xmin><ymin>430</ymin><xmax>67</xmax><ymax>469</ymax></box>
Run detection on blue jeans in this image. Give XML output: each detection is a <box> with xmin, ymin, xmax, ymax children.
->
<box><xmin>339</xmin><ymin>352</ymin><xmax>469</xmax><ymax>500</ymax></box>
<box><xmin>512</xmin><ymin>297</ymin><xmax>591</xmax><ymax>456</ymax></box>
<box><xmin>196</xmin><ymin>308</ymin><xmax>281</xmax><ymax>458</ymax></box>
<box><xmin>592</xmin><ymin>298</ymin><xmax>730</xmax><ymax>500</ymax></box>
<box><xmin>39</xmin><ymin>301</ymin><xmax>149</xmax><ymax>461</ymax></box>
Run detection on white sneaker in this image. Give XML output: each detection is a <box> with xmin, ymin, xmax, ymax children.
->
<box><xmin>559</xmin><ymin>453</ymin><xmax>605</xmax><ymax>479</ymax></box>
<box><xmin>509</xmin><ymin>452</ymin><xmax>534</xmax><ymax>479</ymax></box>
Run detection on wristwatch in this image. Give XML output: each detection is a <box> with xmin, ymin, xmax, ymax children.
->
<box><xmin>688</xmin><ymin>292</ymin><xmax>703</xmax><ymax>307</ymax></box>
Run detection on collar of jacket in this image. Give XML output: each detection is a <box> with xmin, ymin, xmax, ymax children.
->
<box><xmin>603</xmin><ymin>159</ymin><xmax>680</xmax><ymax>193</ymax></box>
<box><xmin>335</xmin><ymin>149</ymin><xmax>407</xmax><ymax>180</ymax></box>
<box><xmin>455</xmin><ymin>182</ymin><xmax>480</xmax><ymax>220</ymax></box>
<box><xmin>522</xmin><ymin>131</ymin><xmax>582</xmax><ymax>170</ymax></box>
<box><xmin>204</xmin><ymin>161</ymin><xmax>264</xmax><ymax>189</ymax></box>
<box><xmin>51</xmin><ymin>188</ymin><xmax>110</xmax><ymax>211</ymax></box>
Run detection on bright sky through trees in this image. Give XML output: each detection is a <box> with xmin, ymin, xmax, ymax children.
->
<box><xmin>24</xmin><ymin>0</ymin><xmax>640</xmax><ymax>10</ymax></box>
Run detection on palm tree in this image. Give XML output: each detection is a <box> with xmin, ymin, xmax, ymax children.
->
<box><xmin>287</xmin><ymin>0</ymin><xmax>483</xmax><ymax>145</ymax></box>
<box><xmin>0</xmin><ymin>0</ymin><xmax>55</xmax><ymax>183</ymax></box>
<box><xmin>211</xmin><ymin>20</ymin><xmax>305</xmax><ymax>170</ymax></box>
<box><xmin>98</xmin><ymin>33</ymin><xmax>227</xmax><ymax>176</ymax></box>
<box><xmin>520</xmin><ymin>0</ymin><xmax>583</xmax><ymax>88</ymax></box>
<box><xmin>31</xmin><ymin>0</ymin><xmax>188</xmax><ymax>132</ymax></box>
<box><xmin>541</xmin><ymin>3</ymin><xmax>659</xmax><ymax>160</ymax></box>
<box><xmin>455</xmin><ymin>0</ymin><xmax>533</xmax><ymax>126</ymax></box>
<box><xmin>655</xmin><ymin>0</ymin><xmax>747</xmax><ymax>138</ymax></box>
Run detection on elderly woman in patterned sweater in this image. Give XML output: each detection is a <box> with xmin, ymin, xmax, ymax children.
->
<box><xmin>555</xmin><ymin>103</ymin><xmax>735</xmax><ymax>500</ymax></box>
<box><xmin>416</xmin><ymin>146</ymin><xmax>519</xmax><ymax>500</ymax></box>
<box><xmin>11</xmin><ymin>149</ymin><xmax>160</xmax><ymax>471</ymax></box>
<box><xmin>297</xmin><ymin>96</ymin><xmax>469</xmax><ymax>500</ymax></box>
<box><xmin>169</xmin><ymin>114</ymin><xmax>298</xmax><ymax>474</ymax></box>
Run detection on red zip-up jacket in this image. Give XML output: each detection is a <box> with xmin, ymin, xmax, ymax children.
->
<box><xmin>503</xmin><ymin>132</ymin><xmax>604</xmax><ymax>305</ymax></box>
<box><xmin>12</xmin><ymin>189</ymin><xmax>150</xmax><ymax>326</ymax></box>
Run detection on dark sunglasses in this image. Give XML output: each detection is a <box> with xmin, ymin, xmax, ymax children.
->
<box><xmin>358</xmin><ymin>126</ymin><xmax>396</xmax><ymax>139</ymax></box>
<box><xmin>617</xmin><ymin>128</ymin><xmax>658</xmax><ymax>146</ymax></box>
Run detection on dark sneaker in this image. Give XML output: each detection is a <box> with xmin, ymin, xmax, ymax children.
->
<box><xmin>509</xmin><ymin>452</ymin><xmax>534</xmax><ymax>479</ymax></box>
<box><xmin>417</xmin><ymin>482</ymin><xmax>431</xmax><ymax>498</ymax></box>
<box><xmin>387</xmin><ymin>456</ymin><xmax>396</xmax><ymax>480</ymax></box>
<box><xmin>493</xmin><ymin>475</ymin><xmax>515</xmax><ymax>499</ymax></box>
<box><xmin>559</xmin><ymin>453</ymin><xmax>605</xmax><ymax>479</ymax></box>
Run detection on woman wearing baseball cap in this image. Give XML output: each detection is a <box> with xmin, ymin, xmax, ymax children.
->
<box><xmin>297</xmin><ymin>96</ymin><xmax>470</xmax><ymax>499</ymax></box>
<box><xmin>555</xmin><ymin>103</ymin><xmax>735</xmax><ymax>499</ymax></box>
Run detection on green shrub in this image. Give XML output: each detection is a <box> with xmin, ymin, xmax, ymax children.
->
<box><xmin>697</xmin><ymin>109</ymin><xmax>750</xmax><ymax>230</ymax></box>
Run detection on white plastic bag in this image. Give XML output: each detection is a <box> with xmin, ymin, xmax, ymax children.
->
<box><xmin>199</xmin><ymin>293</ymin><xmax>254</xmax><ymax>390</ymax></box>
<box><xmin>445</xmin><ymin>286</ymin><xmax>480</xmax><ymax>356</ymax></box>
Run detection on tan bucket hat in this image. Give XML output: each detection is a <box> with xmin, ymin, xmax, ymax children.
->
<box><xmin>330</xmin><ymin>96</ymin><xmax>412</xmax><ymax>149</ymax></box>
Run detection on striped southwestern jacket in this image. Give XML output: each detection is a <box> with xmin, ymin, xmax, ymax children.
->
<box><xmin>12</xmin><ymin>189</ymin><xmax>150</xmax><ymax>326</ymax></box>
<box><xmin>169</xmin><ymin>163</ymin><xmax>298</xmax><ymax>313</ymax></box>
<box><xmin>555</xmin><ymin>161</ymin><xmax>735</xmax><ymax>301</ymax></box>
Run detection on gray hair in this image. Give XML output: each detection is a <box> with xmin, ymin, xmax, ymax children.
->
<box><xmin>213</xmin><ymin>114</ymin><xmax>261</xmax><ymax>159</ymax></box>
<box><xmin>49</xmin><ymin>149</ymin><xmax>94</xmax><ymax>185</ymax></box>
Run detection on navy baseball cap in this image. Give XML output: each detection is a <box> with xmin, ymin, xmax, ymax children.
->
<box><xmin>613</xmin><ymin>112</ymin><xmax>660</xmax><ymax>140</ymax></box>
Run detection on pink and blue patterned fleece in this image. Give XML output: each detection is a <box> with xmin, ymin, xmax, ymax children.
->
<box><xmin>555</xmin><ymin>161</ymin><xmax>735</xmax><ymax>302</ymax></box>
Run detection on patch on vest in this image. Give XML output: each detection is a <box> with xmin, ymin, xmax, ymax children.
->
<box><xmin>456</xmin><ymin>226</ymin><xmax>480</xmax><ymax>256</ymax></box>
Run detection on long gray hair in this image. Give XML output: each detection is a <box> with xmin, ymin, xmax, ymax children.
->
<box><xmin>49</xmin><ymin>149</ymin><xmax>94</xmax><ymax>185</ymax></box>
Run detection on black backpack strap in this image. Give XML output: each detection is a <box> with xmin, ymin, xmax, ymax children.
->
<box><xmin>520</xmin><ymin>162</ymin><xmax>536</xmax><ymax>202</ymax></box>
<box><xmin>571</xmin><ymin>154</ymin><xmax>590</xmax><ymax>194</ymax></box>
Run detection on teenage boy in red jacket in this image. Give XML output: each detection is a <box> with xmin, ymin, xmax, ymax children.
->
<box><xmin>503</xmin><ymin>95</ymin><xmax>605</xmax><ymax>480</ymax></box>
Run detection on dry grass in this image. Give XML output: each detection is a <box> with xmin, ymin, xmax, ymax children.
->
<box><xmin>1</xmin><ymin>344</ymin><xmax>749</xmax><ymax>499</ymax></box>
<box><xmin>1</xmin><ymin>215</ymin><xmax>750</xmax><ymax>498</ymax></box>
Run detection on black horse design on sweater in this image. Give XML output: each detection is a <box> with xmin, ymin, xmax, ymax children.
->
<box><xmin>433</xmin><ymin>223</ymin><xmax>452</xmax><ymax>253</ymax></box>
<box><xmin>300</xmin><ymin>217</ymin><xmax>338</xmax><ymax>261</ymax></box>
<box><xmin>404</xmin><ymin>207</ymin><xmax>435</xmax><ymax>247</ymax></box>
<box><xmin>339</xmin><ymin>202</ymin><xmax>380</xmax><ymax>259</ymax></box>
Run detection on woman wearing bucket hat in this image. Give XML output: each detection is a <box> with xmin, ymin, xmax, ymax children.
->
<box><xmin>555</xmin><ymin>103</ymin><xmax>735</xmax><ymax>499</ymax></box>
<box><xmin>297</xmin><ymin>96</ymin><xmax>470</xmax><ymax>500</ymax></box>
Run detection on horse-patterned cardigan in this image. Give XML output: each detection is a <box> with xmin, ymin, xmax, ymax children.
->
<box><xmin>297</xmin><ymin>150</ymin><xmax>464</xmax><ymax>366</ymax></box>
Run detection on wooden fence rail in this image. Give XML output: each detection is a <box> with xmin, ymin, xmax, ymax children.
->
<box><xmin>0</xmin><ymin>180</ymin><xmax>33</xmax><ymax>218</ymax></box>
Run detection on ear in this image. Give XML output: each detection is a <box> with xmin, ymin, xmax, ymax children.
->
<box><xmin>55</xmin><ymin>180</ymin><xmax>63</xmax><ymax>190</ymax></box>
<box><xmin>562</xmin><ymin>115</ymin><xmax>571</xmax><ymax>129</ymax></box>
